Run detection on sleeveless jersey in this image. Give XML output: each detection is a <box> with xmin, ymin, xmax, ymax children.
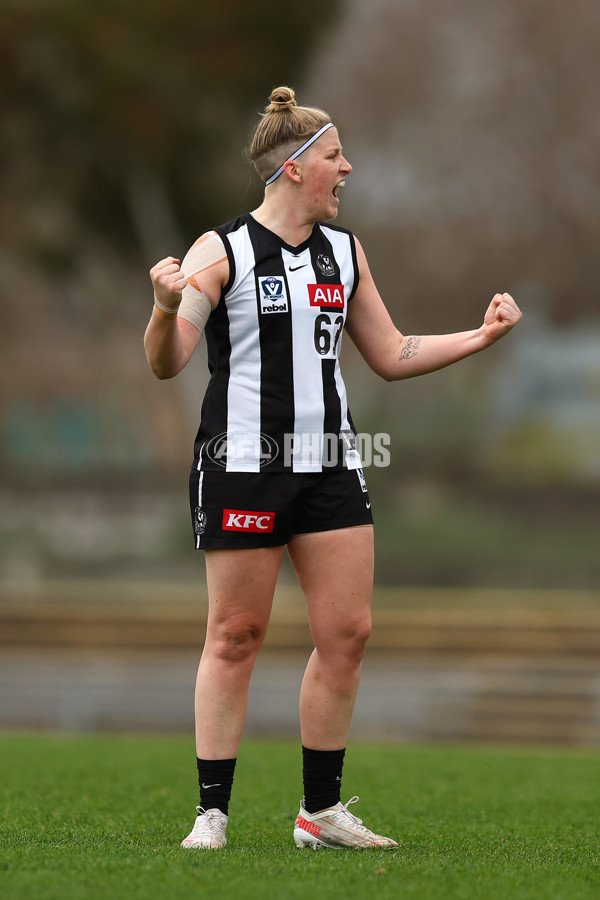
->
<box><xmin>192</xmin><ymin>213</ymin><xmax>360</xmax><ymax>473</ymax></box>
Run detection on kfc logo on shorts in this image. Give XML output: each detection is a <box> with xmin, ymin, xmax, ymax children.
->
<box><xmin>308</xmin><ymin>284</ymin><xmax>345</xmax><ymax>308</ymax></box>
<box><xmin>222</xmin><ymin>509</ymin><xmax>276</xmax><ymax>532</ymax></box>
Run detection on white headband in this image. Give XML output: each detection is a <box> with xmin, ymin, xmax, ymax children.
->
<box><xmin>264</xmin><ymin>122</ymin><xmax>335</xmax><ymax>186</ymax></box>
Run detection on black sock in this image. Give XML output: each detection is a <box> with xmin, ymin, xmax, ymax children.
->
<box><xmin>302</xmin><ymin>746</ymin><xmax>346</xmax><ymax>814</ymax></box>
<box><xmin>196</xmin><ymin>757</ymin><xmax>237</xmax><ymax>816</ymax></box>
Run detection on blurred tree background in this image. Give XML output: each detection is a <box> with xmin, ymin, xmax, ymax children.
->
<box><xmin>2</xmin><ymin>0</ymin><xmax>600</xmax><ymax>593</ymax></box>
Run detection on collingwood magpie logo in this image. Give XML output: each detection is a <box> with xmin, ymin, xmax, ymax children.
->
<box><xmin>316</xmin><ymin>254</ymin><xmax>336</xmax><ymax>277</ymax></box>
<box><xmin>194</xmin><ymin>507</ymin><xmax>207</xmax><ymax>535</ymax></box>
<box><xmin>258</xmin><ymin>275</ymin><xmax>288</xmax><ymax>313</ymax></box>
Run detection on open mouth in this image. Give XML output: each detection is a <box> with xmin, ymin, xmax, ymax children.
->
<box><xmin>332</xmin><ymin>180</ymin><xmax>346</xmax><ymax>199</ymax></box>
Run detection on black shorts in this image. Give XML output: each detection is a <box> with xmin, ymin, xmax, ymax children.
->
<box><xmin>189</xmin><ymin>467</ymin><xmax>373</xmax><ymax>549</ymax></box>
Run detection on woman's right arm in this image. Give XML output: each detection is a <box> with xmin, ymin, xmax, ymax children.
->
<box><xmin>144</xmin><ymin>252</ymin><xmax>227</xmax><ymax>380</ymax></box>
<box><xmin>144</xmin><ymin>257</ymin><xmax>199</xmax><ymax>379</ymax></box>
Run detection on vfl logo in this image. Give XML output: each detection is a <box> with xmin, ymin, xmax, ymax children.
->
<box><xmin>222</xmin><ymin>509</ymin><xmax>276</xmax><ymax>533</ymax></box>
<box><xmin>258</xmin><ymin>276</ymin><xmax>288</xmax><ymax>314</ymax></box>
<box><xmin>356</xmin><ymin>467</ymin><xmax>369</xmax><ymax>493</ymax></box>
<box><xmin>316</xmin><ymin>254</ymin><xmax>336</xmax><ymax>277</ymax></box>
<box><xmin>308</xmin><ymin>284</ymin><xmax>345</xmax><ymax>308</ymax></box>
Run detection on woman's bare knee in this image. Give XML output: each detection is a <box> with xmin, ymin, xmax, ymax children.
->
<box><xmin>314</xmin><ymin>614</ymin><xmax>372</xmax><ymax>662</ymax></box>
<box><xmin>207</xmin><ymin>615</ymin><xmax>266</xmax><ymax>664</ymax></box>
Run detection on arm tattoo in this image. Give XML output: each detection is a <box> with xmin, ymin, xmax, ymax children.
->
<box><xmin>399</xmin><ymin>335</ymin><xmax>422</xmax><ymax>360</ymax></box>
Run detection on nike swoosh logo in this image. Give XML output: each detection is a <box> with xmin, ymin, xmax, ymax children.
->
<box><xmin>201</xmin><ymin>783</ymin><xmax>222</xmax><ymax>789</ymax></box>
<box><xmin>289</xmin><ymin>264</ymin><xmax>307</xmax><ymax>271</ymax></box>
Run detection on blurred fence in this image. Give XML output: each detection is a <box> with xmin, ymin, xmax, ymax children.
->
<box><xmin>1</xmin><ymin>582</ymin><xmax>599</xmax><ymax>745</ymax></box>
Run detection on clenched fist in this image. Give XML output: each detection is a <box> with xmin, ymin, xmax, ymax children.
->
<box><xmin>481</xmin><ymin>292</ymin><xmax>522</xmax><ymax>344</ymax></box>
<box><xmin>149</xmin><ymin>256</ymin><xmax>189</xmax><ymax>311</ymax></box>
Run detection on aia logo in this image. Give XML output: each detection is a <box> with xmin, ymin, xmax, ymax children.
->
<box><xmin>222</xmin><ymin>509</ymin><xmax>276</xmax><ymax>532</ymax></box>
<box><xmin>308</xmin><ymin>284</ymin><xmax>345</xmax><ymax>308</ymax></box>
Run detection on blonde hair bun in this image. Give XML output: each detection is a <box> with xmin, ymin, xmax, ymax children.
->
<box><xmin>248</xmin><ymin>86</ymin><xmax>331</xmax><ymax>180</ymax></box>
<box><xmin>266</xmin><ymin>86</ymin><xmax>297</xmax><ymax>113</ymax></box>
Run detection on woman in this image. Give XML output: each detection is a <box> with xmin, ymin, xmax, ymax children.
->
<box><xmin>144</xmin><ymin>86</ymin><xmax>522</xmax><ymax>850</ymax></box>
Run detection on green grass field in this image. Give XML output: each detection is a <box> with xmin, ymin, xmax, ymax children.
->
<box><xmin>1</xmin><ymin>734</ymin><xmax>599</xmax><ymax>900</ymax></box>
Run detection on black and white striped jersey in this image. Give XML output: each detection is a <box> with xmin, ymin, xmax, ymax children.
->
<box><xmin>192</xmin><ymin>213</ymin><xmax>361</xmax><ymax>473</ymax></box>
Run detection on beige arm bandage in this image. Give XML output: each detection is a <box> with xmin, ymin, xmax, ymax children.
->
<box><xmin>177</xmin><ymin>231</ymin><xmax>228</xmax><ymax>334</ymax></box>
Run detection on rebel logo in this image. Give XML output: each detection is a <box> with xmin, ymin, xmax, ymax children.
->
<box><xmin>222</xmin><ymin>509</ymin><xmax>276</xmax><ymax>532</ymax></box>
<box><xmin>259</xmin><ymin>276</ymin><xmax>288</xmax><ymax>313</ymax></box>
<box><xmin>308</xmin><ymin>284</ymin><xmax>345</xmax><ymax>308</ymax></box>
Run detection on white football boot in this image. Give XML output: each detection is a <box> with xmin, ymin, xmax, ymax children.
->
<box><xmin>294</xmin><ymin>796</ymin><xmax>398</xmax><ymax>850</ymax></box>
<box><xmin>181</xmin><ymin>806</ymin><xmax>228</xmax><ymax>849</ymax></box>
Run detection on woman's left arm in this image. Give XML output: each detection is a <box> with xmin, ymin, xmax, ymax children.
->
<box><xmin>345</xmin><ymin>238</ymin><xmax>522</xmax><ymax>382</ymax></box>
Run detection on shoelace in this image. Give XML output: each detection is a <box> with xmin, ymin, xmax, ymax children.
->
<box><xmin>191</xmin><ymin>806</ymin><xmax>226</xmax><ymax>837</ymax></box>
<box><xmin>331</xmin><ymin>796</ymin><xmax>371</xmax><ymax>832</ymax></box>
